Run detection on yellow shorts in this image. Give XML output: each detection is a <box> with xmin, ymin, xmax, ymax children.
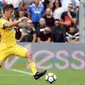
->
<box><xmin>0</xmin><ymin>43</ymin><xmax>28</xmax><ymax>65</ymax></box>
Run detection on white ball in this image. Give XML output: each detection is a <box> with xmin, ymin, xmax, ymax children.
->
<box><xmin>45</xmin><ymin>73</ymin><xmax>57</xmax><ymax>84</ymax></box>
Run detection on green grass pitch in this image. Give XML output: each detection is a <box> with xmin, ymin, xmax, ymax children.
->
<box><xmin>0</xmin><ymin>67</ymin><xmax>85</xmax><ymax>85</ymax></box>
<box><xmin>0</xmin><ymin>57</ymin><xmax>85</xmax><ymax>85</ymax></box>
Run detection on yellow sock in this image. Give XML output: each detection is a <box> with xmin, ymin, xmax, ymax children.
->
<box><xmin>29</xmin><ymin>62</ymin><xmax>38</xmax><ymax>75</ymax></box>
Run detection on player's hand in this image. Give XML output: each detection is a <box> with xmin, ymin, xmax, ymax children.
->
<box><xmin>18</xmin><ymin>17</ymin><xmax>28</xmax><ymax>22</ymax></box>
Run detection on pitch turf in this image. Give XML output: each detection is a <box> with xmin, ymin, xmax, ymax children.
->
<box><xmin>0</xmin><ymin>56</ymin><xmax>85</xmax><ymax>85</ymax></box>
<box><xmin>0</xmin><ymin>67</ymin><xmax>85</xmax><ymax>85</ymax></box>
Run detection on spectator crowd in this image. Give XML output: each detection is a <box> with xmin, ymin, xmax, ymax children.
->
<box><xmin>0</xmin><ymin>0</ymin><xmax>80</xmax><ymax>43</ymax></box>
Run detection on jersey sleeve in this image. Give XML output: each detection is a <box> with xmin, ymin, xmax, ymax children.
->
<box><xmin>0</xmin><ymin>19</ymin><xmax>7</xmax><ymax>29</ymax></box>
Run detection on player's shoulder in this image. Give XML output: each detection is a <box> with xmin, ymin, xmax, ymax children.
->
<box><xmin>0</xmin><ymin>18</ymin><xmax>10</xmax><ymax>23</ymax></box>
<box><xmin>0</xmin><ymin>18</ymin><xmax>6</xmax><ymax>22</ymax></box>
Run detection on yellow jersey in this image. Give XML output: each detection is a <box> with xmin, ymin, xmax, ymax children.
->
<box><xmin>0</xmin><ymin>18</ymin><xmax>16</xmax><ymax>46</ymax></box>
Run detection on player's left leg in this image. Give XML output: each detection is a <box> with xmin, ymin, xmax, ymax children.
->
<box><xmin>12</xmin><ymin>45</ymin><xmax>47</xmax><ymax>80</ymax></box>
<box><xmin>25</xmin><ymin>51</ymin><xmax>47</xmax><ymax>80</ymax></box>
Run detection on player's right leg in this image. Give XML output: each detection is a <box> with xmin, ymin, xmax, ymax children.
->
<box><xmin>12</xmin><ymin>45</ymin><xmax>47</xmax><ymax>80</ymax></box>
<box><xmin>0</xmin><ymin>54</ymin><xmax>9</xmax><ymax>67</ymax></box>
<box><xmin>0</xmin><ymin>55</ymin><xmax>9</xmax><ymax>67</ymax></box>
<box><xmin>0</xmin><ymin>44</ymin><xmax>10</xmax><ymax>67</ymax></box>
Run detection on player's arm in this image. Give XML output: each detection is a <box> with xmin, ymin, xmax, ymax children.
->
<box><xmin>3</xmin><ymin>17</ymin><xmax>28</xmax><ymax>28</ymax></box>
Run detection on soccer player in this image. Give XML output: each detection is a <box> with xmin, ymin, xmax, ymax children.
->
<box><xmin>0</xmin><ymin>4</ymin><xmax>46</xmax><ymax>80</ymax></box>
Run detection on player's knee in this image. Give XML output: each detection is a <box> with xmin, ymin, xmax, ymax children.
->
<box><xmin>25</xmin><ymin>51</ymin><xmax>32</xmax><ymax>59</ymax></box>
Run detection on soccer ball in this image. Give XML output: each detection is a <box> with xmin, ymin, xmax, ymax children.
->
<box><xmin>45</xmin><ymin>73</ymin><xmax>57</xmax><ymax>84</ymax></box>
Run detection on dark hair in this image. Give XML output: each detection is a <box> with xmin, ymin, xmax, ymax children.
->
<box><xmin>42</xmin><ymin>0</ymin><xmax>50</xmax><ymax>9</ymax></box>
<box><xmin>3</xmin><ymin>4</ymin><xmax>14</xmax><ymax>13</ymax></box>
<box><xmin>68</xmin><ymin>25</ymin><xmax>78</xmax><ymax>32</ymax></box>
<box><xmin>53</xmin><ymin>0</ymin><xmax>62</xmax><ymax>11</ymax></box>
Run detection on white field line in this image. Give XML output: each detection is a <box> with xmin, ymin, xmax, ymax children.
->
<box><xmin>0</xmin><ymin>74</ymin><xmax>28</xmax><ymax>76</ymax></box>
<box><xmin>9</xmin><ymin>69</ymin><xmax>33</xmax><ymax>76</ymax></box>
